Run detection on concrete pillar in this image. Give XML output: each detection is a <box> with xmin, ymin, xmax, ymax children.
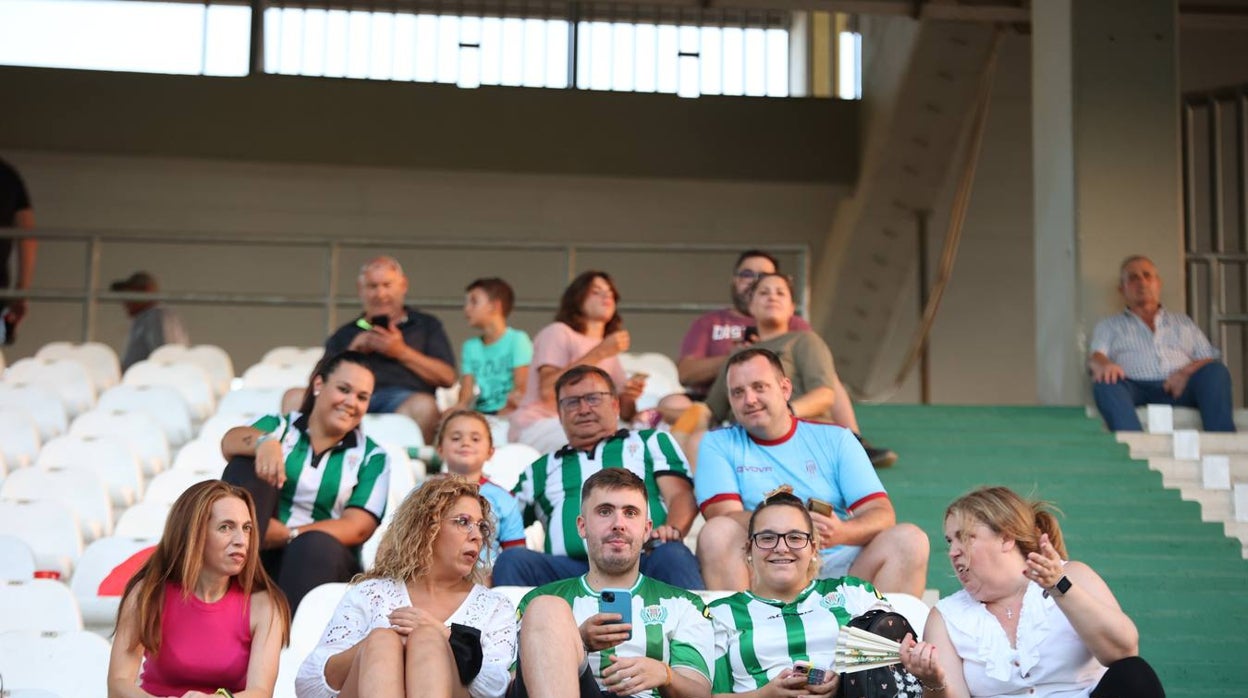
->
<box><xmin>1032</xmin><ymin>0</ymin><xmax>1184</xmax><ymax>404</ymax></box>
<box><xmin>790</xmin><ymin>11</ymin><xmax>839</xmax><ymax>99</ymax></box>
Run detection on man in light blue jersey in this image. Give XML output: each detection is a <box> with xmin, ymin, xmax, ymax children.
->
<box><xmin>1090</xmin><ymin>254</ymin><xmax>1235</xmax><ymax>432</ymax></box>
<box><xmin>496</xmin><ymin>365</ymin><xmax>704</xmax><ymax>589</ymax></box>
<box><xmin>694</xmin><ymin>348</ymin><xmax>928</xmax><ymax>596</ymax></box>
<box><xmin>509</xmin><ymin>468</ymin><xmax>714</xmax><ymax>698</ymax></box>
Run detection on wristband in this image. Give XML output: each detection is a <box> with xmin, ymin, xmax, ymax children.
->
<box><xmin>256</xmin><ymin>431</ymin><xmax>279</xmax><ymax>446</ymax></box>
<box><xmin>288</xmin><ymin>526</ymin><xmax>301</xmax><ymax>544</ymax></box>
<box><xmin>663</xmin><ymin>664</ymin><xmax>674</xmax><ymax>687</ymax></box>
<box><xmin>920</xmin><ymin>679</ymin><xmax>946</xmax><ymax>692</ymax></box>
<box><xmin>215</xmin><ymin>690</ymin><xmax>235</xmax><ymax>698</ymax></box>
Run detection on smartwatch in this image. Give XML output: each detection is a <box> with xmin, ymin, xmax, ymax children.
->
<box><xmin>1051</xmin><ymin>575</ymin><xmax>1072</xmax><ymax>597</ymax></box>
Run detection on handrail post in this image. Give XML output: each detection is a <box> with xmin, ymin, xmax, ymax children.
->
<box><xmin>566</xmin><ymin>0</ymin><xmax>579</xmax><ymax>89</ymax></box>
<box><xmin>250</xmin><ymin>0</ymin><xmax>268</xmax><ymax>76</ymax></box>
<box><xmin>83</xmin><ymin>235</ymin><xmax>102</xmax><ymax>342</ymax></box>
<box><xmin>326</xmin><ymin>242</ymin><xmax>341</xmax><ymax>335</ymax></box>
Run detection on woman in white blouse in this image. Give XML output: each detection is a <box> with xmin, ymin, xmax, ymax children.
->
<box><xmin>899</xmin><ymin>486</ymin><xmax>1163</xmax><ymax>698</ymax></box>
<box><xmin>296</xmin><ymin>476</ymin><xmax>518</xmax><ymax>698</ymax></box>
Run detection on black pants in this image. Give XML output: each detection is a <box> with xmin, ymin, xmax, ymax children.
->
<box><xmin>506</xmin><ymin>660</ymin><xmax>619</xmax><ymax>698</ymax></box>
<box><xmin>1090</xmin><ymin>657</ymin><xmax>1165</xmax><ymax>698</ymax></box>
<box><xmin>222</xmin><ymin>456</ymin><xmax>361</xmax><ymax>612</ymax></box>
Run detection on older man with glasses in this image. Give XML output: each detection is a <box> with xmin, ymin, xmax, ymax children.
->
<box><xmin>493</xmin><ymin>364</ymin><xmax>704</xmax><ymax>589</ymax></box>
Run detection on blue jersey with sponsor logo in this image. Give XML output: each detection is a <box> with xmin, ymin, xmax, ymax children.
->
<box><xmin>694</xmin><ymin>420</ymin><xmax>886</xmax><ymax>545</ymax></box>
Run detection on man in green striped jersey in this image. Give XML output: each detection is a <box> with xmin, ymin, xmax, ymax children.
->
<box><xmin>495</xmin><ymin>365</ymin><xmax>704</xmax><ymax>589</ymax></box>
<box><xmin>509</xmin><ymin>468</ymin><xmax>714</xmax><ymax>698</ymax></box>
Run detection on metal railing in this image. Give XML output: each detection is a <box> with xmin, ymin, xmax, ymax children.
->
<box><xmin>0</xmin><ymin>228</ymin><xmax>810</xmax><ymax>343</ymax></box>
<box><xmin>1182</xmin><ymin>84</ymin><xmax>1248</xmax><ymax>405</ymax></box>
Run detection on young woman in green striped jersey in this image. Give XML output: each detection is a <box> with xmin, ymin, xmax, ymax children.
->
<box><xmin>222</xmin><ymin>350</ymin><xmax>391</xmax><ymax>612</ymax></box>
<box><xmin>708</xmin><ymin>489</ymin><xmax>891</xmax><ymax>696</ymax></box>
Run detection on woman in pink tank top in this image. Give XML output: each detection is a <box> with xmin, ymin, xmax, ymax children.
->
<box><xmin>108</xmin><ymin>480</ymin><xmax>292</xmax><ymax>698</ymax></box>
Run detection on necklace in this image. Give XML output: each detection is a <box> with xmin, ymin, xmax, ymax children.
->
<box><xmin>987</xmin><ymin>586</ymin><xmax>1027</xmax><ymax>621</ymax></box>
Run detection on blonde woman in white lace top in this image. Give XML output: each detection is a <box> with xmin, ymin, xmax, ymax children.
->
<box><xmin>296</xmin><ymin>476</ymin><xmax>518</xmax><ymax>698</ymax></box>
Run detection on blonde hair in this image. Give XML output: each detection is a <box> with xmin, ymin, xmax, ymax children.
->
<box><xmin>362</xmin><ymin>476</ymin><xmax>495</xmax><ymax>584</ymax></box>
<box><xmin>946</xmin><ymin>486</ymin><xmax>1067</xmax><ymax>559</ymax></box>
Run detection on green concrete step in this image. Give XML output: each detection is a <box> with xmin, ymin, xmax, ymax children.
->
<box><xmin>854</xmin><ymin>404</ymin><xmax>1248</xmax><ymax>698</ymax></box>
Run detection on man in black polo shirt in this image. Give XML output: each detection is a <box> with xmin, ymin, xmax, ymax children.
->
<box><xmin>1</xmin><ymin>157</ymin><xmax>36</xmax><ymax>345</ymax></box>
<box><xmin>324</xmin><ymin>256</ymin><xmax>457</xmax><ymax>442</ymax></box>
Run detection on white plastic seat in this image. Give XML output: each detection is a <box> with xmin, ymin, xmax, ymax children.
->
<box><xmin>0</xmin><ymin>578</ymin><xmax>83</xmax><ymax>634</ymax></box>
<box><xmin>172</xmin><ymin>438</ymin><xmax>227</xmax><ymax>477</ymax></box>
<box><xmin>2</xmin><ymin>465</ymin><xmax>113</xmax><ymax>542</ymax></box>
<box><xmin>363</xmin><ymin>413</ymin><xmax>425</xmax><ymax>450</ymax></box>
<box><xmin>216</xmin><ymin>387</ymin><xmax>284</xmax><ymax>418</ymax></box>
<box><xmin>143</xmin><ymin>470</ymin><xmax>213</xmax><ymax>506</ymax></box>
<box><xmin>2</xmin><ymin>357</ymin><xmax>96</xmax><ymax>418</ymax></box>
<box><xmin>484</xmin><ymin>443</ymin><xmax>541</xmax><ymax>491</ymax></box>
<box><xmin>274</xmin><ymin>582</ymin><xmax>348</xmax><ymax>698</ymax></box>
<box><xmin>0</xmin><ymin>628</ymin><xmax>110</xmax><ymax>698</ymax></box>
<box><xmin>0</xmin><ymin>534</ymin><xmax>37</xmax><ymax>580</ymax></box>
<box><xmin>151</xmin><ymin>343</ymin><xmax>235</xmax><ymax>397</ymax></box>
<box><xmin>261</xmin><ymin>345</ymin><xmax>323</xmax><ymax>366</ymax></box>
<box><xmin>112</xmin><ymin>502</ymin><xmax>170</xmax><ymax>540</ymax></box>
<box><xmin>199</xmin><ymin>411</ymin><xmax>263</xmax><ymax>448</ymax></box>
<box><xmin>0</xmin><ymin>383</ymin><xmax>69</xmax><ymax>440</ymax></box>
<box><xmin>0</xmin><ymin>500</ymin><xmax>82</xmax><ymax>578</ymax></box>
<box><xmin>37</xmin><ymin>341</ymin><xmax>121</xmax><ymax>392</ymax></box>
<box><xmin>70</xmin><ymin>409</ymin><xmax>170</xmax><ymax>476</ymax></box>
<box><xmin>0</xmin><ymin>407</ymin><xmax>41</xmax><ymax>470</ymax></box>
<box><xmin>124</xmin><ymin>360</ymin><xmax>216</xmax><ymax>422</ymax></box>
<box><xmin>36</xmin><ymin>434</ymin><xmax>144</xmax><ymax>507</ymax></box>
<box><xmin>97</xmin><ymin>384</ymin><xmax>194</xmax><ymax>447</ymax></box>
<box><xmin>71</xmin><ymin>535</ymin><xmax>153</xmax><ymax>631</ymax></box>
<box><xmin>383</xmin><ymin>443</ymin><xmax>416</xmax><ymax>509</ymax></box>
<box><xmin>241</xmin><ymin>362</ymin><xmax>312</xmax><ymax>390</ymax></box>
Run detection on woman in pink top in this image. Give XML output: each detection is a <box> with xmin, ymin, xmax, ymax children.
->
<box><xmin>108</xmin><ymin>480</ymin><xmax>291</xmax><ymax>698</ymax></box>
<box><xmin>508</xmin><ymin>270</ymin><xmax>647</xmax><ymax>452</ymax></box>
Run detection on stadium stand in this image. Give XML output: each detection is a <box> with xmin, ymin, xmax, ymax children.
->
<box><xmin>241</xmin><ymin>361</ymin><xmax>311</xmax><ymax>391</ymax></box>
<box><xmin>0</xmin><ymin>499</ymin><xmax>82</xmax><ymax>578</ymax></box>
<box><xmin>36</xmin><ymin>434</ymin><xmax>144</xmax><ymax>507</ymax></box>
<box><xmin>150</xmin><ymin>343</ymin><xmax>235</xmax><ymax>397</ymax></box>
<box><xmin>96</xmin><ymin>384</ymin><xmax>194</xmax><ymax>447</ymax></box>
<box><xmin>70</xmin><ymin>408</ymin><xmax>170</xmax><ymax>476</ymax></box>
<box><xmin>170</xmin><ymin>438</ymin><xmax>227</xmax><ymax>477</ymax></box>
<box><xmin>0</xmin><ymin>534</ymin><xmax>37</xmax><ymax>581</ymax></box>
<box><xmin>0</xmin><ymin>628</ymin><xmax>110</xmax><ymax>698</ymax></box>
<box><xmin>71</xmin><ymin>535</ymin><xmax>154</xmax><ymax>633</ymax></box>
<box><xmin>122</xmin><ymin>359</ymin><xmax>216</xmax><ymax>423</ymax></box>
<box><xmin>112</xmin><ymin>502</ymin><xmax>169</xmax><ymax>541</ymax></box>
<box><xmin>1</xmin><ymin>465</ymin><xmax>113</xmax><ymax>541</ymax></box>
<box><xmin>0</xmin><ymin>383</ymin><xmax>68</xmax><ymax>440</ymax></box>
<box><xmin>0</xmin><ymin>579</ymin><xmax>82</xmax><ymax>634</ymax></box>
<box><xmin>0</xmin><ymin>407</ymin><xmax>40</xmax><ymax>470</ymax></box>
<box><xmin>36</xmin><ymin>341</ymin><xmax>120</xmax><ymax>392</ymax></box>
<box><xmin>215</xmin><ymin>386</ymin><xmax>285</xmax><ymax>418</ymax></box>
<box><xmin>2</xmin><ymin>357</ymin><xmax>96</xmax><ymax>418</ymax></box>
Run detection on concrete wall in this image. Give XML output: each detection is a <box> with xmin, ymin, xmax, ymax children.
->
<box><xmin>3</xmin><ymin>149</ymin><xmax>835</xmax><ymax>370</ymax></box>
<box><xmin>862</xmin><ymin>22</ymin><xmax>1248</xmax><ymax>406</ymax></box>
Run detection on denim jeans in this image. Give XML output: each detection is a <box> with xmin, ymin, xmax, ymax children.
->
<box><xmin>1093</xmin><ymin>361</ymin><xmax>1235</xmax><ymax>432</ymax></box>
<box><xmin>493</xmin><ymin>542</ymin><xmax>705</xmax><ymax>590</ymax></box>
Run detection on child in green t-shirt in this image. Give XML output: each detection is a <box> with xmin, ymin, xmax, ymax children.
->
<box><xmin>456</xmin><ymin>277</ymin><xmax>533</xmax><ymax>415</ymax></box>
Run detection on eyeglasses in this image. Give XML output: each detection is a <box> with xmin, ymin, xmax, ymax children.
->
<box><xmin>557</xmin><ymin>391</ymin><xmax>614</xmax><ymax>412</ymax></box>
<box><xmin>750</xmin><ymin>530</ymin><xmax>814</xmax><ymax>550</ymax></box>
<box><xmin>445</xmin><ymin>515</ymin><xmax>492</xmax><ymax>539</ymax></box>
<box><xmin>734</xmin><ymin>269</ymin><xmax>764</xmax><ymax>281</ymax></box>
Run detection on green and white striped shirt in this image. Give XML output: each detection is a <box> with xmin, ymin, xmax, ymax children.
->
<box><xmin>517</xmin><ymin>574</ymin><xmax>714</xmax><ymax>697</ymax></box>
<box><xmin>252</xmin><ymin>412</ymin><xmax>391</xmax><ymax>527</ymax></box>
<box><xmin>512</xmin><ymin>428</ymin><xmax>691</xmax><ymax>558</ymax></box>
<box><xmin>708</xmin><ymin>576</ymin><xmax>887</xmax><ymax>694</ymax></box>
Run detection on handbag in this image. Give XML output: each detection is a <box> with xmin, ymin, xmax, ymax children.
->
<box><xmin>836</xmin><ymin>610</ymin><xmax>923</xmax><ymax>698</ymax></box>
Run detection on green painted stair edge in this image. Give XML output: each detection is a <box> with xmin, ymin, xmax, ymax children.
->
<box><xmin>853</xmin><ymin>404</ymin><xmax>1248</xmax><ymax>698</ymax></box>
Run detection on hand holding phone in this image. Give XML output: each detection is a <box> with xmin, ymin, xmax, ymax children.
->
<box><xmin>807</xmin><ymin>498</ymin><xmax>834</xmax><ymax>517</ymax></box>
<box><xmin>598</xmin><ymin>588</ymin><xmax>633</xmax><ymax>640</ymax></box>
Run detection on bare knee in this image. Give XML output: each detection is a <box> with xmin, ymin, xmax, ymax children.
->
<box><xmin>697</xmin><ymin>517</ymin><xmax>747</xmax><ymax>567</ymax></box>
<box><xmin>883</xmin><ymin>523</ymin><xmax>930</xmax><ymax>563</ymax></box>
<box><xmin>356</xmin><ymin>627</ymin><xmax>404</xmax><ymax>664</ymax></box>
<box><xmin>400</xmin><ymin>393</ymin><xmax>441</xmax><ymax>441</ymax></box>
<box><xmin>522</xmin><ymin>595</ymin><xmax>576</xmax><ymax>636</ymax></box>
<box><xmin>281</xmin><ymin>387</ymin><xmax>305</xmax><ymax>413</ymax></box>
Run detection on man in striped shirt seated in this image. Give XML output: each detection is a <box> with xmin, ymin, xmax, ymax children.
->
<box><xmin>494</xmin><ymin>365</ymin><xmax>704</xmax><ymax>590</ymax></box>
<box><xmin>1089</xmin><ymin>255</ymin><xmax>1236</xmax><ymax>432</ymax></box>
<box><xmin>509</xmin><ymin>468</ymin><xmax>715</xmax><ymax>698</ymax></box>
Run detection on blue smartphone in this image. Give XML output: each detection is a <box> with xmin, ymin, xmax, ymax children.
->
<box><xmin>598</xmin><ymin>588</ymin><xmax>633</xmax><ymax>639</ymax></box>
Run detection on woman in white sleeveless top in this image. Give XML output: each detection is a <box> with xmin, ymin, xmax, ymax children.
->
<box><xmin>898</xmin><ymin>486</ymin><xmax>1163</xmax><ymax>698</ymax></box>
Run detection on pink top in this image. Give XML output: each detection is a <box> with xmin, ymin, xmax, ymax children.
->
<box><xmin>509</xmin><ymin>322</ymin><xmax>627</xmax><ymax>433</ymax></box>
<box><xmin>140</xmin><ymin>581</ymin><xmax>253</xmax><ymax>696</ymax></box>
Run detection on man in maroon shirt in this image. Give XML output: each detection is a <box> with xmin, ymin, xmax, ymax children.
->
<box><xmin>676</xmin><ymin>250</ymin><xmax>897</xmax><ymax>468</ymax></box>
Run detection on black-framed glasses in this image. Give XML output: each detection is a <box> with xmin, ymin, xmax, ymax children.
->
<box><xmin>445</xmin><ymin>515</ymin><xmax>492</xmax><ymax>539</ymax></box>
<box><xmin>734</xmin><ymin>269</ymin><xmax>763</xmax><ymax>280</ymax></box>
<box><xmin>557</xmin><ymin>391</ymin><xmax>613</xmax><ymax>412</ymax></box>
<box><xmin>750</xmin><ymin>530</ymin><xmax>813</xmax><ymax>550</ymax></box>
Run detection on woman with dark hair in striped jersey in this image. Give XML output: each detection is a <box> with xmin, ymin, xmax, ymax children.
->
<box><xmin>222</xmin><ymin>350</ymin><xmax>391</xmax><ymax>612</ymax></box>
<box><xmin>707</xmin><ymin>487</ymin><xmax>892</xmax><ymax>697</ymax></box>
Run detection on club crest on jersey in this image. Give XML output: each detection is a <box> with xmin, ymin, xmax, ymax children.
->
<box><xmin>819</xmin><ymin>592</ymin><xmax>846</xmax><ymax>610</ymax></box>
<box><xmin>346</xmin><ymin>454</ymin><xmax>361</xmax><ymax>469</ymax></box>
<box><xmin>628</xmin><ymin>442</ymin><xmax>640</xmax><ymax>458</ymax></box>
<box><xmin>640</xmin><ymin>604</ymin><xmax>668</xmax><ymax>625</ymax></box>
<box><xmin>806</xmin><ymin>460</ymin><xmax>818</xmax><ymax>475</ymax></box>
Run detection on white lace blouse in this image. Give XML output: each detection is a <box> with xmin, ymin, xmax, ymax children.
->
<box><xmin>295</xmin><ymin>578</ymin><xmax>518</xmax><ymax>698</ymax></box>
<box><xmin>936</xmin><ymin>582</ymin><xmax>1105</xmax><ymax>698</ymax></box>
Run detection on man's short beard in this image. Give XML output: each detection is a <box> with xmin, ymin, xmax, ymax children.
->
<box><xmin>593</xmin><ymin>549</ymin><xmax>638</xmax><ymax>577</ymax></box>
<box><xmin>731</xmin><ymin>284</ymin><xmax>751</xmax><ymax>315</ymax></box>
